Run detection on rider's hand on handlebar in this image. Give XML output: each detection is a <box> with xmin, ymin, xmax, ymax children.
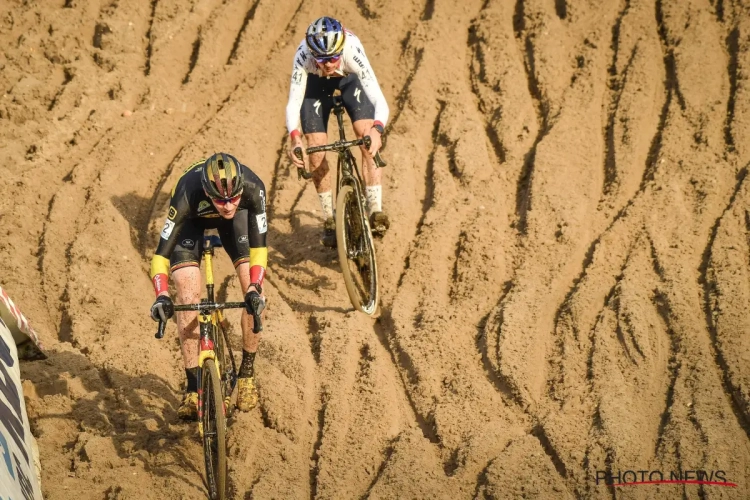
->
<box><xmin>150</xmin><ymin>295</ymin><xmax>174</xmax><ymax>322</ymax></box>
<box><xmin>244</xmin><ymin>289</ymin><xmax>266</xmax><ymax>317</ymax></box>
<box><xmin>367</xmin><ymin>128</ymin><xmax>382</xmax><ymax>157</ymax></box>
<box><xmin>289</xmin><ymin>136</ymin><xmax>305</xmax><ymax>168</ymax></box>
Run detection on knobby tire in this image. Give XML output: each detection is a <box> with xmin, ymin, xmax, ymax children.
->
<box><xmin>336</xmin><ymin>184</ymin><xmax>379</xmax><ymax>315</ymax></box>
<box><xmin>201</xmin><ymin>358</ymin><xmax>227</xmax><ymax>500</ymax></box>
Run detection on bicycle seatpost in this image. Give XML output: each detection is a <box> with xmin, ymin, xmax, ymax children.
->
<box><xmin>293</xmin><ymin>147</ymin><xmax>313</xmax><ymax>180</ymax></box>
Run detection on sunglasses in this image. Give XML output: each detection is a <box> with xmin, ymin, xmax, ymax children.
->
<box><xmin>315</xmin><ymin>54</ymin><xmax>341</xmax><ymax>64</ymax></box>
<box><xmin>211</xmin><ymin>193</ymin><xmax>242</xmax><ymax>206</ymax></box>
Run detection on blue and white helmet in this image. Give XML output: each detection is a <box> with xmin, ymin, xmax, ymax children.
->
<box><xmin>305</xmin><ymin>17</ymin><xmax>346</xmax><ymax>57</ymax></box>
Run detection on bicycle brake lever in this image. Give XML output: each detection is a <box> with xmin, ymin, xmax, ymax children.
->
<box><xmin>374</xmin><ymin>152</ymin><xmax>387</xmax><ymax>168</ymax></box>
<box><xmin>293</xmin><ymin>147</ymin><xmax>313</xmax><ymax>180</ymax></box>
<box><xmin>155</xmin><ymin>319</ymin><xmax>166</xmax><ymax>339</ymax></box>
<box><xmin>251</xmin><ymin>297</ymin><xmax>265</xmax><ymax>334</ymax></box>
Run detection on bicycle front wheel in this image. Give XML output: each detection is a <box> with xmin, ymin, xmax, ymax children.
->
<box><xmin>336</xmin><ymin>183</ymin><xmax>379</xmax><ymax>315</ymax></box>
<box><xmin>201</xmin><ymin>358</ymin><xmax>227</xmax><ymax>500</ymax></box>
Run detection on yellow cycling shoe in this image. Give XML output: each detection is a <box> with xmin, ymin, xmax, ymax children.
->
<box><xmin>177</xmin><ymin>391</ymin><xmax>199</xmax><ymax>421</ymax></box>
<box><xmin>236</xmin><ymin>377</ymin><xmax>258</xmax><ymax>412</ymax></box>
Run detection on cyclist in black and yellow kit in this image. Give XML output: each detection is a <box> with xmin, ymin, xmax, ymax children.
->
<box><xmin>148</xmin><ymin>153</ymin><xmax>267</xmax><ymax>420</ymax></box>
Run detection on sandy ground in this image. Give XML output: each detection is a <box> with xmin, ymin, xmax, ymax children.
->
<box><xmin>2</xmin><ymin>0</ymin><xmax>750</xmax><ymax>498</ymax></box>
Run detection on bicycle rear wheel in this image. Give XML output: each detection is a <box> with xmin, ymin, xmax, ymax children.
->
<box><xmin>336</xmin><ymin>183</ymin><xmax>379</xmax><ymax>315</ymax></box>
<box><xmin>201</xmin><ymin>358</ymin><xmax>227</xmax><ymax>500</ymax></box>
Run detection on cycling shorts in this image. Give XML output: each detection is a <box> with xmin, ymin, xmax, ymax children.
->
<box><xmin>169</xmin><ymin>211</ymin><xmax>251</xmax><ymax>271</ymax></box>
<box><xmin>300</xmin><ymin>73</ymin><xmax>375</xmax><ymax>134</ymax></box>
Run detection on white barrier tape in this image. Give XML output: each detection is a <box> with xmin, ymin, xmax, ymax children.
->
<box><xmin>0</xmin><ymin>319</ymin><xmax>43</xmax><ymax>499</ymax></box>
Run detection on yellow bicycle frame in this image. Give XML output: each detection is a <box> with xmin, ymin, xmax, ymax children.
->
<box><xmin>198</xmin><ymin>249</ymin><xmax>219</xmax><ymax>369</ymax></box>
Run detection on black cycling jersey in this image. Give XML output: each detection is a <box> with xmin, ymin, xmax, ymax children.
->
<box><xmin>152</xmin><ymin>159</ymin><xmax>267</xmax><ymax>275</ymax></box>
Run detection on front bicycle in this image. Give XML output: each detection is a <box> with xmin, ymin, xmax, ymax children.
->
<box><xmin>154</xmin><ymin>236</ymin><xmax>262</xmax><ymax>500</ymax></box>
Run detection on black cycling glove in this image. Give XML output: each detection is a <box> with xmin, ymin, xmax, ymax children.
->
<box><xmin>244</xmin><ymin>290</ymin><xmax>265</xmax><ymax>317</ymax></box>
<box><xmin>150</xmin><ymin>295</ymin><xmax>174</xmax><ymax>322</ymax></box>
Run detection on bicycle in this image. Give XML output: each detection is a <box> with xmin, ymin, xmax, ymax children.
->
<box><xmin>154</xmin><ymin>235</ymin><xmax>262</xmax><ymax>500</ymax></box>
<box><xmin>294</xmin><ymin>95</ymin><xmax>387</xmax><ymax>315</ymax></box>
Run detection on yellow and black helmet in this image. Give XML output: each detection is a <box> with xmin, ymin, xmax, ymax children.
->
<box><xmin>201</xmin><ymin>152</ymin><xmax>244</xmax><ymax>199</ymax></box>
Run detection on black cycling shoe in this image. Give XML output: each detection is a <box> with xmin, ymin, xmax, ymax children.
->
<box><xmin>321</xmin><ymin>217</ymin><xmax>337</xmax><ymax>248</ymax></box>
<box><xmin>369</xmin><ymin>211</ymin><xmax>390</xmax><ymax>237</ymax></box>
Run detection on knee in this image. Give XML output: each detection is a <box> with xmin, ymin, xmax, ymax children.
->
<box><xmin>309</xmin><ymin>151</ymin><xmax>327</xmax><ymax>168</ymax></box>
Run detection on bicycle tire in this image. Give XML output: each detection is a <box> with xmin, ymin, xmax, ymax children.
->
<box><xmin>213</xmin><ymin>319</ymin><xmax>233</xmax><ymax>414</ymax></box>
<box><xmin>335</xmin><ymin>184</ymin><xmax>379</xmax><ymax>315</ymax></box>
<box><xmin>201</xmin><ymin>358</ymin><xmax>227</xmax><ymax>500</ymax></box>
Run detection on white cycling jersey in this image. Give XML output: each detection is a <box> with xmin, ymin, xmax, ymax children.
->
<box><xmin>285</xmin><ymin>30</ymin><xmax>390</xmax><ymax>134</ymax></box>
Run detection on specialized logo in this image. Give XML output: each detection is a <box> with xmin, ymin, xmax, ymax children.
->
<box><xmin>256</xmin><ymin>213</ymin><xmax>267</xmax><ymax>234</ymax></box>
<box><xmin>354</xmin><ymin>88</ymin><xmax>362</xmax><ymax>103</ymax></box>
<box><xmin>181</xmin><ymin>239</ymin><xmax>195</xmax><ymax>249</ymax></box>
<box><xmin>161</xmin><ymin>219</ymin><xmax>175</xmax><ymax>239</ymax></box>
<box><xmin>238</xmin><ymin>235</ymin><xmax>249</xmax><ymax>244</ymax></box>
<box><xmin>168</xmin><ymin>206</ymin><xmax>177</xmax><ymax>220</ymax></box>
<box><xmin>198</xmin><ymin>200</ymin><xmax>211</xmax><ymax>212</ymax></box>
<box><xmin>314</xmin><ymin>100</ymin><xmax>322</xmax><ymax>116</ymax></box>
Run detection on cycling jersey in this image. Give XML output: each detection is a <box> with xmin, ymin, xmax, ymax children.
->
<box><xmin>286</xmin><ymin>30</ymin><xmax>389</xmax><ymax>135</ymax></box>
<box><xmin>149</xmin><ymin>159</ymin><xmax>268</xmax><ymax>286</ymax></box>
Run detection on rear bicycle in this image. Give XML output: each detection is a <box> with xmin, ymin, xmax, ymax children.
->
<box><xmin>298</xmin><ymin>136</ymin><xmax>384</xmax><ymax>315</ymax></box>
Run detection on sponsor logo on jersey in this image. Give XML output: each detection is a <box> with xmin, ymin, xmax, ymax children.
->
<box><xmin>198</xmin><ymin>200</ymin><xmax>211</xmax><ymax>212</ymax></box>
<box><xmin>168</xmin><ymin>206</ymin><xmax>177</xmax><ymax>220</ymax></box>
<box><xmin>354</xmin><ymin>88</ymin><xmax>362</xmax><ymax>103</ymax></box>
<box><xmin>353</xmin><ymin>55</ymin><xmax>365</xmax><ymax>69</ymax></box>
<box><xmin>181</xmin><ymin>239</ymin><xmax>195</xmax><ymax>249</ymax></box>
<box><xmin>256</xmin><ymin>213</ymin><xmax>267</xmax><ymax>234</ymax></box>
<box><xmin>161</xmin><ymin>219</ymin><xmax>175</xmax><ymax>239</ymax></box>
<box><xmin>238</xmin><ymin>235</ymin><xmax>249</xmax><ymax>244</ymax></box>
<box><xmin>260</xmin><ymin>190</ymin><xmax>266</xmax><ymax>212</ymax></box>
<box><xmin>314</xmin><ymin>100</ymin><xmax>322</xmax><ymax>116</ymax></box>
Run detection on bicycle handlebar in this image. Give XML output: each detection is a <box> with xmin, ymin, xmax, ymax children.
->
<box><xmin>154</xmin><ymin>301</ymin><xmax>262</xmax><ymax>339</ymax></box>
<box><xmin>293</xmin><ymin>136</ymin><xmax>387</xmax><ymax>177</ymax></box>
